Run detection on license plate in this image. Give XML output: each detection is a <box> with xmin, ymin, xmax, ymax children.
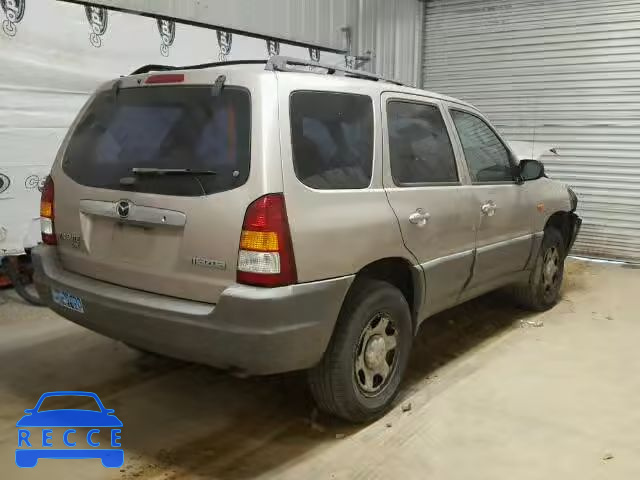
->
<box><xmin>52</xmin><ymin>289</ymin><xmax>84</xmax><ymax>313</ymax></box>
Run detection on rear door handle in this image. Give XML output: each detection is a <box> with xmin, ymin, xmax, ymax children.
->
<box><xmin>409</xmin><ymin>209</ymin><xmax>431</xmax><ymax>227</ymax></box>
<box><xmin>481</xmin><ymin>201</ymin><xmax>497</xmax><ymax>216</ymax></box>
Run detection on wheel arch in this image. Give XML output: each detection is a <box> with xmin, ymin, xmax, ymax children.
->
<box><xmin>544</xmin><ymin>210</ymin><xmax>578</xmax><ymax>254</ymax></box>
<box><xmin>349</xmin><ymin>257</ymin><xmax>423</xmax><ymax>334</ymax></box>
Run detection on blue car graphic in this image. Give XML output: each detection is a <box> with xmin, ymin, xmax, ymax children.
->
<box><xmin>16</xmin><ymin>391</ymin><xmax>123</xmax><ymax>468</ymax></box>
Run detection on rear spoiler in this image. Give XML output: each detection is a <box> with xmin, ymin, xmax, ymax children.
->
<box><xmin>130</xmin><ymin>60</ymin><xmax>267</xmax><ymax>75</ymax></box>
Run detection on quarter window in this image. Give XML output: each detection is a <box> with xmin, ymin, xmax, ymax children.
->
<box><xmin>290</xmin><ymin>92</ymin><xmax>373</xmax><ymax>190</ymax></box>
<box><xmin>450</xmin><ymin>110</ymin><xmax>513</xmax><ymax>183</ymax></box>
<box><xmin>387</xmin><ymin>101</ymin><xmax>458</xmax><ymax>185</ymax></box>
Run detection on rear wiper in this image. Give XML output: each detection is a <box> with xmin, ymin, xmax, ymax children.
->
<box><xmin>120</xmin><ymin>168</ymin><xmax>217</xmax><ymax>195</ymax></box>
<box><xmin>130</xmin><ymin>168</ymin><xmax>217</xmax><ymax>176</ymax></box>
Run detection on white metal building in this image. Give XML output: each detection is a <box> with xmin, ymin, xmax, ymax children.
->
<box><xmin>422</xmin><ymin>0</ymin><xmax>640</xmax><ymax>262</ymax></box>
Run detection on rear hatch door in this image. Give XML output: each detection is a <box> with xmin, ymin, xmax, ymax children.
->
<box><xmin>52</xmin><ymin>75</ymin><xmax>260</xmax><ymax>303</ymax></box>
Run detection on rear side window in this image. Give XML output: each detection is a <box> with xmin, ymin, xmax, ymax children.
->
<box><xmin>387</xmin><ymin>101</ymin><xmax>458</xmax><ymax>185</ymax></box>
<box><xmin>290</xmin><ymin>91</ymin><xmax>373</xmax><ymax>189</ymax></box>
<box><xmin>62</xmin><ymin>86</ymin><xmax>251</xmax><ymax>196</ymax></box>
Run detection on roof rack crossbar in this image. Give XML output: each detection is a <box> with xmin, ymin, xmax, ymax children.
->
<box><xmin>265</xmin><ymin>56</ymin><xmax>405</xmax><ymax>86</ymax></box>
<box><xmin>128</xmin><ymin>57</ymin><xmax>406</xmax><ymax>87</ymax></box>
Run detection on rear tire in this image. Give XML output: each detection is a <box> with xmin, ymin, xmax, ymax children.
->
<box><xmin>308</xmin><ymin>278</ymin><xmax>412</xmax><ymax>423</ymax></box>
<box><xmin>511</xmin><ymin>227</ymin><xmax>565</xmax><ymax>311</ymax></box>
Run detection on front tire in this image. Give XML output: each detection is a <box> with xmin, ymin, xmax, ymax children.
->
<box><xmin>308</xmin><ymin>278</ymin><xmax>413</xmax><ymax>423</ymax></box>
<box><xmin>511</xmin><ymin>227</ymin><xmax>566</xmax><ymax>311</ymax></box>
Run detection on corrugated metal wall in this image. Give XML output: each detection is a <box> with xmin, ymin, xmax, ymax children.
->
<box><xmin>423</xmin><ymin>0</ymin><xmax>640</xmax><ymax>262</ymax></box>
<box><xmin>355</xmin><ymin>0</ymin><xmax>423</xmax><ymax>86</ymax></box>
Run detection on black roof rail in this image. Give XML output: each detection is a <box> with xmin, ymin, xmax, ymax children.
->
<box><xmin>130</xmin><ymin>59</ymin><xmax>268</xmax><ymax>76</ymax></box>
<box><xmin>265</xmin><ymin>55</ymin><xmax>405</xmax><ymax>86</ymax></box>
<box><xmin>129</xmin><ymin>57</ymin><xmax>406</xmax><ymax>87</ymax></box>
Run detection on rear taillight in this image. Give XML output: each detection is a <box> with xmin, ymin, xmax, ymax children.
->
<box><xmin>40</xmin><ymin>176</ymin><xmax>56</xmax><ymax>245</ymax></box>
<box><xmin>237</xmin><ymin>194</ymin><xmax>297</xmax><ymax>288</ymax></box>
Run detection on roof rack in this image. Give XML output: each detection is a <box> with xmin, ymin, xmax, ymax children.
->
<box><xmin>129</xmin><ymin>56</ymin><xmax>405</xmax><ymax>87</ymax></box>
<box><xmin>265</xmin><ymin>55</ymin><xmax>405</xmax><ymax>86</ymax></box>
<box><xmin>130</xmin><ymin>60</ymin><xmax>268</xmax><ymax>76</ymax></box>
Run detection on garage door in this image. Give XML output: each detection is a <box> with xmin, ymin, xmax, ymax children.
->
<box><xmin>423</xmin><ymin>0</ymin><xmax>640</xmax><ymax>262</ymax></box>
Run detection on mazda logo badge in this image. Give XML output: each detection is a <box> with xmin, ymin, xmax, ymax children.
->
<box><xmin>116</xmin><ymin>200</ymin><xmax>131</xmax><ymax>218</ymax></box>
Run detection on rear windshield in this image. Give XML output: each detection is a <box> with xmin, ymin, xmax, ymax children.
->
<box><xmin>62</xmin><ymin>85</ymin><xmax>251</xmax><ymax>196</ymax></box>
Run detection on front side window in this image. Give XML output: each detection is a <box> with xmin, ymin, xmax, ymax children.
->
<box><xmin>450</xmin><ymin>110</ymin><xmax>513</xmax><ymax>183</ymax></box>
<box><xmin>387</xmin><ymin>101</ymin><xmax>458</xmax><ymax>185</ymax></box>
<box><xmin>290</xmin><ymin>91</ymin><xmax>373</xmax><ymax>189</ymax></box>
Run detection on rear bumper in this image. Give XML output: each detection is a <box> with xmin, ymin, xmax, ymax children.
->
<box><xmin>33</xmin><ymin>246</ymin><xmax>353</xmax><ymax>375</ymax></box>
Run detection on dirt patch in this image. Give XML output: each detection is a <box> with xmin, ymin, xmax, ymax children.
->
<box><xmin>562</xmin><ymin>259</ymin><xmax>591</xmax><ymax>294</ymax></box>
<box><xmin>117</xmin><ymin>376</ymin><xmax>353</xmax><ymax>480</ymax></box>
<box><xmin>404</xmin><ymin>289</ymin><xmax>530</xmax><ymax>390</ymax></box>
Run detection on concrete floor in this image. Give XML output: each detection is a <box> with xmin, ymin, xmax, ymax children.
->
<box><xmin>1</xmin><ymin>260</ymin><xmax>639</xmax><ymax>479</ymax></box>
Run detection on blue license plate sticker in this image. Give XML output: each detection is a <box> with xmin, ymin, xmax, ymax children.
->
<box><xmin>52</xmin><ymin>289</ymin><xmax>84</xmax><ymax>313</ymax></box>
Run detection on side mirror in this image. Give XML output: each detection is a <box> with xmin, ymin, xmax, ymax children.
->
<box><xmin>24</xmin><ymin>409</ymin><xmax>34</xmax><ymax>414</ymax></box>
<box><xmin>519</xmin><ymin>159</ymin><xmax>545</xmax><ymax>181</ymax></box>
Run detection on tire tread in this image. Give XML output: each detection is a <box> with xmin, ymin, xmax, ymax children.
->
<box><xmin>308</xmin><ymin>278</ymin><xmax>410</xmax><ymax>422</ymax></box>
<box><xmin>510</xmin><ymin>227</ymin><xmax>565</xmax><ymax>312</ymax></box>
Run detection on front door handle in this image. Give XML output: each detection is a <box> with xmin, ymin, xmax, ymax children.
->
<box><xmin>409</xmin><ymin>209</ymin><xmax>431</xmax><ymax>227</ymax></box>
<box><xmin>481</xmin><ymin>201</ymin><xmax>497</xmax><ymax>217</ymax></box>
